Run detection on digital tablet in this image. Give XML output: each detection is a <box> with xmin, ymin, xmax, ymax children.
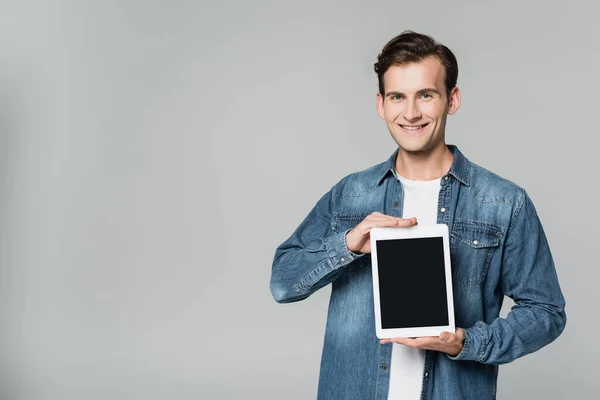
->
<box><xmin>370</xmin><ymin>224</ymin><xmax>455</xmax><ymax>339</ymax></box>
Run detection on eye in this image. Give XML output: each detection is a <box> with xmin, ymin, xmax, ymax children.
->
<box><xmin>421</xmin><ymin>93</ymin><xmax>432</xmax><ymax>99</ymax></box>
<box><xmin>390</xmin><ymin>94</ymin><xmax>403</xmax><ymax>100</ymax></box>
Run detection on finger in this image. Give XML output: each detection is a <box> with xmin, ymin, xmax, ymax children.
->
<box><xmin>366</xmin><ymin>214</ymin><xmax>414</xmax><ymax>222</ymax></box>
<box><xmin>439</xmin><ymin>332</ymin><xmax>451</xmax><ymax>342</ymax></box>
<box><xmin>368</xmin><ymin>212</ymin><xmax>402</xmax><ymax>218</ymax></box>
<box><xmin>391</xmin><ymin>337</ymin><xmax>417</xmax><ymax>347</ymax></box>
<box><xmin>394</xmin><ymin>336</ymin><xmax>440</xmax><ymax>348</ymax></box>
<box><xmin>395</xmin><ymin>217</ymin><xmax>418</xmax><ymax>226</ymax></box>
<box><xmin>363</xmin><ymin>216</ymin><xmax>401</xmax><ymax>223</ymax></box>
<box><xmin>357</xmin><ymin>220</ymin><xmax>401</xmax><ymax>233</ymax></box>
<box><xmin>439</xmin><ymin>331</ymin><xmax>458</xmax><ymax>343</ymax></box>
<box><xmin>363</xmin><ymin>217</ymin><xmax>417</xmax><ymax>229</ymax></box>
<box><xmin>365</xmin><ymin>215</ymin><xmax>399</xmax><ymax>221</ymax></box>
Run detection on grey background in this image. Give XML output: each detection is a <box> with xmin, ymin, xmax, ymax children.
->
<box><xmin>0</xmin><ymin>0</ymin><xmax>596</xmax><ymax>399</ymax></box>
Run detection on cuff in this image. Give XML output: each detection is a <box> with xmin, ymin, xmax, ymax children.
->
<box><xmin>325</xmin><ymin>229</ymin><xmax>365</xmax><ymax>269</ymax></box>
<box><xmin>447</xmin><ymin>322</ymin><xmax>484</xmax><ymax>362</ymax></box>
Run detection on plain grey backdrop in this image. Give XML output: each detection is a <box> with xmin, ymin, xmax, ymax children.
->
<box><xmin>0</xmin><ymin>0</ymin><xmax>597</xmax><ymax>399</ymax></box>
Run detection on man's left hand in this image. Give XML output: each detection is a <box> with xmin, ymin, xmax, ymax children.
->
<box><xmin>379</xmin><ymin>328</ymin><xmax>466</xmax><ymax>357</ymax></box>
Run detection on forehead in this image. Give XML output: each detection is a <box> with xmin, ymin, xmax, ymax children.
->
<box><xmin>382</xmin><ymin>56</ymin><xmax>446</xmax><ymax>94</ymax></box>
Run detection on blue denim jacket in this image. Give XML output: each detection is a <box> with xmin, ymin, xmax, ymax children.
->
<box><xmin>270</xmin><ymin>145</ymin><xmax>566</xmax><ymax>400</ymax></box>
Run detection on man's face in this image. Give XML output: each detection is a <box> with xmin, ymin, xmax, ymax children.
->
<box><xmin>376</xmin><ymin>56</ymin><xmax>460</xmax><ymax>154</ymax></box>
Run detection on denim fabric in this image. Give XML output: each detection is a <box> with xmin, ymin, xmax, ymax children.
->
<box><xmin>270</xmin><ymin>145</ymin><xmax>566</xmax><ymax>400</ymax></box>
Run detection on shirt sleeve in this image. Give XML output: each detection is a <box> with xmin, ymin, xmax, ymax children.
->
<box><xmin>270</xmin><ymin>185</ymin><xmax>364</xmax><ymax>304</ymax></box>
<box><xmin>449</xmin><ymin>189</ymin><xmax>566</xmax><ymax>364</ymax></box>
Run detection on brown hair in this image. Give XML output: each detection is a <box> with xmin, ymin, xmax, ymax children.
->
<box><xmin>374</xmin><ymin>30</ymin><xmax>458</xmax><ymax>98</ymax></box>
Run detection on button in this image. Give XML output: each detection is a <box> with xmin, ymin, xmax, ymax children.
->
<box><xmin>381</xmin><ymin>364</ymin><xmax>387</xmax><ymax>370</ymax></box>
<box><xmin>472</xmin><ymin>240</ymin><xmax>478</xmax><ymax>245</ymax></box>
<box><xmin>340</xmin><ymin>257</ymin><xmax>346</xmax><ymax>262</ymax></box>
<box><xmin>444</xmin><ymin>176</ymin><xmax>449</xmax><ymax>181</ymax></box>
<box><xmin>393</xmin><ymin>201</ymin><xmax>399</xmax><ymax>207</ymax></box>
<box><xmin>425</xmin><ymin>371</ymin><xmax>429</xmax><ymax>377</ymax></box>
<box><xmin>440</xmin><ymin>208</ymin><xmax>446</xmax><ymax>212</ymax></box>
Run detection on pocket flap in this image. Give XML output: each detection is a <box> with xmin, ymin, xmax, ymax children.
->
<box><xmin>451</xmin><ymin>220</ymin><xmax>502</xmax><ymax>249</ymax></box>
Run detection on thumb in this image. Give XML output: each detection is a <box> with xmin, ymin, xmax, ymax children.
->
<box><xmin>439</xmin><ymin>331</ymin><xmax>453</xmax><ymax>342</ymax></box>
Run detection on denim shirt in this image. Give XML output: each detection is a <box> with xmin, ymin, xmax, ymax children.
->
<box><xmin>270</xmin><ymin>145</ymin><xmax>566</xmax><ymax>400</ymax></box>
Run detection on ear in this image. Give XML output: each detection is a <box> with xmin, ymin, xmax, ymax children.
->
<box><xmin>447</xmin><ymin>86</ymin><xmax>461</xmax><ymax>115</ymax></box>
<box><xmin>376</xmin><ymin>92</ymin><xmax>385</xmax><ymax>120</ymax></box>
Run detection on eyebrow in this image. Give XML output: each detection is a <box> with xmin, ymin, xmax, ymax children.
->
<box><xmin>386</xmin><ymin>88</ymin><xmax>442</xmax><ymax>97</ymax></box>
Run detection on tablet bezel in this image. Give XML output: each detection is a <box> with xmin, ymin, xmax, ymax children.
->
<box><xmin>370</xmin><ymin>224</ymin><xmax>455</xmax><ymax>339</ymax></box>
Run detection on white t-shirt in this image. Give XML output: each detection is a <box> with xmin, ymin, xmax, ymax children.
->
<box><xmin>387</xmin><ymin>172</ymin><xmax>442</xmax><ymax>400</ymax></box>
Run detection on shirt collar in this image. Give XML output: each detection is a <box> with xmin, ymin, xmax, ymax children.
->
<box><xmin>376</xmin><ymin>144</ymin><xmax>471</xmax><ymax>186</ymax></box>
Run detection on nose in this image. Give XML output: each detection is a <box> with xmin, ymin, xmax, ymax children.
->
<box><xmin>403</xmin><ymin>99</ymin><xmax>422</xmax><ymax>122</ymax></box>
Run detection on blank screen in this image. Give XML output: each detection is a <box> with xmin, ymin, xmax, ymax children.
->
<box><xmin>376</xmin><ymin>236</ymin><xmax>449</xmax><ymax>329</ymax></box>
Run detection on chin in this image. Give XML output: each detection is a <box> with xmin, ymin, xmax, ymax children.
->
<box><xmin>402</xmin><ymin>147</ymin><xmax>429</xmax><ymax>154</ymax></box>
<box><xmin>394</xmin><ymin>136</ymin><xmax>444</xmax><ymax>154</ymax></box>
<box><xmin>395</xmin><ymin>141</ymin><xmax>430</xmax><ymax>153</ymax></box>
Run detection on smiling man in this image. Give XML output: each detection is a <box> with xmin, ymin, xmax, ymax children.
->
<box><xmin>270</xmin><ymin>31</ymin><xmax>566</xmax><ymax>400</ymax></box>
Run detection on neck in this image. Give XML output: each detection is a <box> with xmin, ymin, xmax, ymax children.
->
<box><xmin>394</xmin><ymin>144</ymin><xmax>453</xmax><ymax>181</ymax></box>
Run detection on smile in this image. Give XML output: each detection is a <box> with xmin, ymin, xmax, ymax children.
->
<box><xmin>398</xmin><ymin>123</ymin><xmax>429</xmax><ymax>133</ymax></box>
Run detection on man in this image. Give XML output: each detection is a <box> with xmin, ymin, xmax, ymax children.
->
<box><xmin>270</xmin><ymin>31</ymin><xmax>566</xmax><ymax>400</ymax></box>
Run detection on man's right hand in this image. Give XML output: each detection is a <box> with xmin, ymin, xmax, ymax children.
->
<box><xmin>345</xmin><ymin>212</ymin><xmax>417</xmax><ymax>254</ymax></box>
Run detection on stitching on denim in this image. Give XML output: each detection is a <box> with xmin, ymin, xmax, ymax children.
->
<box><xmin>292</xmin><ymin>237</ymin><xmax>336</xmax><ymax>293</ymax></box>
<box><xmin>451</xmin><ymin>232</ymin><xmax>500</xmax><ymax>248</ymax></box>
<box><xmin>507</xmin><ymin>188</ymin><xmax>527</xmax><ymax>232</ymax></box>
<box><xmin>333</xmin><ymin>212</ymin><xmax>370</xmax><ymax>221</ymax></box>
<box><xmin>296</xmin><ymin>257</ymin><xmax>333</xmax><ymax>291</ymax></box>
<box><xmin>461</xmin><ymin>328</ymin><xmax>471</xmax><ymax>360</ymax></box>
<box><xmin>477</xmin><ymin>323</ymin><xmax>488</xmax><ymax>363</ymax></box>
<box><xmin>331</xmin><ymin>213</ymin><xmax>370</xmax><ymax>234</ymax></box>
<box><xmin>291</xmin><ymin>282</ymin><xmax>302</xmax><ymax>293</ymax></box>
<box><xmin>451</xmin><ymin>246</ymin><xmax>497</xmax><ymax>285</ymax></box>
<box><xmin>450</xmin><ymin>221</ymin><xmax>503</xmax><ymax>285</ymax></box>
<box><xmin>452</xmin><ymin>219</ymin><xmax>504</xmax><ymax>236</ymax></box>
<box><xmin>335</xmin><ymin>184</ymin><xmax>380</xmax><ymax>199</ymax></box>
<box><xmin>462</xmin><ymin>185</ymin><xmax>513</xmax><ymax>205</ymax></box>
<box><xmin>325</xmin><ymin>234</ymin><xmax>341</xmax><ymax>269</ymax></box>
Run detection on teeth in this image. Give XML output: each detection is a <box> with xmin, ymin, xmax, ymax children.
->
<box><xmin>401</xmin><ymin>125</ymin><xmax>425</xmax><ymax>131</ymax></box>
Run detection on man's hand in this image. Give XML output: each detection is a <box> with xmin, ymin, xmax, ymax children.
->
<box><xmin>345</xmin><ymin>212</ymin><xmax>417</xmax><ymax>254</ymax></box>
<box><xmin>379</xmin><ymin>328</ymin><xmax>466</xmax><ymax>357</ymax></box>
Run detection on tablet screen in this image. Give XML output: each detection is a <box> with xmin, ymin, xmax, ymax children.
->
<box><xmin>376</xmin><ymin>236</ymin><xmax>449</xmax><ymax>329</ymax></box>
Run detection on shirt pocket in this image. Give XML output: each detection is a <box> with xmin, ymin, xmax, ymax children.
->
<box><xmin>450</xmin><ymin>219</ymin><xmax>502</xmax><ymax>285</ymax></box>
<box><xmin>332</xmin><ymin>212</ymin><xmax>371</xmax><ymax>276</ymax></box>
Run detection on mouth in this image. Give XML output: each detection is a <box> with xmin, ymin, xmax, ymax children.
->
<box><xmin>398</xmin><ymin>123</ymin><xmax>429</xmax><ymax>133</ymax></box>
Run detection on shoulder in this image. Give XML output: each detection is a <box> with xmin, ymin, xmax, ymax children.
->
<box><xmin>330</xmin><ymin>160</ymin><xmax>387</xmax><ymax>199</ymax></box>
<box><xmin>465</xmin><ymin>159</ymin><xmax>526</xmax><ymax>206</ymax></box>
